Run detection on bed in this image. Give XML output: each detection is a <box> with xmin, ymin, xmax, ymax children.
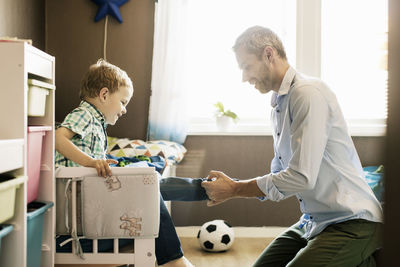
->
<box><xmin>54</xmin><ymin>138</ymin><xmax>186</xmax><ymax>266</ymax></box>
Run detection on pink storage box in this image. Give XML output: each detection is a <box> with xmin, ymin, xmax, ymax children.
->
<box><xmin>27</xmin><ymin>126</ymin><xmax>51</xmax><ymax>203</ymax></box>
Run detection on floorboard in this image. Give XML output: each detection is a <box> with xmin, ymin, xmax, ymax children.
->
<box><xmin>178</xmin><ymin>226</ymin><xmax>285</xmax><ymax>267</ymax></box>
<box><xmin>181</xmin><ymin>237</ymin><xmax>275</xmax><ymax>267</ymax></box>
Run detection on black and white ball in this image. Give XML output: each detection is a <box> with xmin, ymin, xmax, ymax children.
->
<box><xmin>197</xmin><ymin>219</ymin><xmax>234</xmax><ymax>252</ymax></box>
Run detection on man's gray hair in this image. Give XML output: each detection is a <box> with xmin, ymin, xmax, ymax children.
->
<box><xmin>233</xmin><ymin>26</ymin><xmax>287</xmax><ymax>60</ymax></box>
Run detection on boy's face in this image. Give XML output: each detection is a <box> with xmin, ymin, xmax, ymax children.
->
<box><xmin>101</xmin><ymin>86</ymin><xmax>133</xmax><ymax>125</ymax></box>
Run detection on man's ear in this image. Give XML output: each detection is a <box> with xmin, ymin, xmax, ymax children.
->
<box><xmin>99</xmin><ymin>87</ymin><xmax>109</xmax><ymax>102</ymax></box>
<box><xmin>263</xmin><ymin>46</ymin><xmax>274</xmax><ymax>63</ymax></box>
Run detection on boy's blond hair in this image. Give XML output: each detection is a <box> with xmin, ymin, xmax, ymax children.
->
<box><xmin>79</xmin><ymin>59</ymin><xmax>133</xmax><ymax>100</ymax></box>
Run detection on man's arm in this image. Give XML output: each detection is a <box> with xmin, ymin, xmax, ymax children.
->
<box><xmin>55</xmin><ymin>126</ymin><xmax>116</xmax><ymax>177</ymax></box>
<box><xmin>201</xmin><ymin>170</ymin><xmax>265</xmax><ymax>206</ymax></box>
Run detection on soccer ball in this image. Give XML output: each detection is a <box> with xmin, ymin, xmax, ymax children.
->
<box><xmin>197</xmin><ymin>219</ymin><xmax>235</xmax><ymax>252</ymax></box>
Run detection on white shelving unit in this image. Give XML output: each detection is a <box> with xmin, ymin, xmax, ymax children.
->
<box><xmin>0</xmin><ymin>42</ymin><xmax>55</xmax><ymax>267</ymax></box>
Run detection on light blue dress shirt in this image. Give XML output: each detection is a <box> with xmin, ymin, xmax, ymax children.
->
<box><xmin>256</xmin><ymin>67</ymin><xmax>383</xmax><ymax>239</ymax></box>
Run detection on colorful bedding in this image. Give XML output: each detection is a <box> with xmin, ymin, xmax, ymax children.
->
<box><xmin>107</xmin><ymin>137</ymin><xmax>186</xmax><ymax>165</ymax></box>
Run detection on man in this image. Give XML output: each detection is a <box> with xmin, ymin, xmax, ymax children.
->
<box><xmin>201</xmin><ymin>26</ymin><xmax>383</xmax><ymax>266</ymax></box>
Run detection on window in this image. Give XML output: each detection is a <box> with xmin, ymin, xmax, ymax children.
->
<box><xmin>185</xmin><ymin>0</ymin><xmax>388</xmax><ymax>136</ymax></box>
<box><xmin>321</xmin><ymin>0</ymin><xmax>388</xmax><ymax>135</ymax></box>
<box><xmin>186</xmin><ymin>0</ymin><xmax>296</xmax><ymax>134</ymax></box>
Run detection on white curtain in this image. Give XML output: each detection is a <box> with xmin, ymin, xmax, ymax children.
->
<box><xmin>147</xmin><ymin>0</ymin><xmax>189</xmax><ymax>144</ymax></box>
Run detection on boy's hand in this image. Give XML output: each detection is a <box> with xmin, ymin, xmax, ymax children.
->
<box><xmin>88</xmin><ymin>159</ymin><xmax>118</xmax><ymax>177</ymax></box>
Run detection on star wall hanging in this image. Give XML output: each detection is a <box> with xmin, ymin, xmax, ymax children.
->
<box><xmin>92</xmin><ymin>0</ymin><xmax>129</xmax><ymax>23</ymax></box>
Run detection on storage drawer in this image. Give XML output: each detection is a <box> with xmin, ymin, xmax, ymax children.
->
<box><xmin>27</xmin><ymin>201</ymin><xmax>54</xmax><ymax>267</ymax></box>
<box><xmin>0</xmin><ymin>176</ymin><xmax>26</xmax><ymax>223</ymax></box>
<box><xmin>0</xmin><ymin>139</ymin><xmax>24</xmax><ymax>173</ymax></box>
<box><xmin>27</xmin><ymin>79</ymin><xmax>55</xmax><ymax>117</ymax></box>
<box><xmin>0</xmin><ymin>224</ymin><xmax>14</xmax><ymax>250</ymax></box>
<box><xmin>26</xmin><ymin>46</ymin><xmax>55</xmax><ymax>80</ymax></box>
<box><xmin>27</xmin><ymin>126</ymin><xmax>52</xmax><ymax>203</ymax></box>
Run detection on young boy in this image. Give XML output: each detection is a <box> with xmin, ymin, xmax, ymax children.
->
<box><xmin>55</xmin><ymin>59</ymin><xmax>131</xmax><ymax>176</ymax></box>
<box><xmin>55</xmin><ymin>59</ymin><xmax>199</xmax><ymax>267</ymax></box>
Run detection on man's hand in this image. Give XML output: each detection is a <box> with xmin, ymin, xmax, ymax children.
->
<box><xmin>87</xmin><ymin>158</ymin><xmax>118</xmax><ymax>178</ymax></box>
<box><xmin>201</xmin><ymin>170</ymin><xmax>238</xmax><ymax>206</ymax></box>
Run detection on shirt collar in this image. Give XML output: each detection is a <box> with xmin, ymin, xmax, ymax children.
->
<box><xmin>79</xmin><ymin>100</ymin><xmax>107</xmax><ymax>126</ymax></box>
<box><xmin>270</xmin><ymin>66</ymin><xmax>296</xmax><ymax>107</ymax></box>
<box><xmin>277</xmin><ymin>66</ymin><xmax>296</xmax><ymax>96</ymax></box>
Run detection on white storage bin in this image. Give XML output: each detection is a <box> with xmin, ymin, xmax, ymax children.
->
<box><xmin>27</xmin><ymin>79</ymin><xmax>55</xmax><ymax>117</ymax></box>
<box><xmin>0</xmin><ymin>176</ymin><xmax>27</xmax><ymax>223</ymax></box>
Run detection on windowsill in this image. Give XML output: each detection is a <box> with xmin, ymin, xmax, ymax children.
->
<box><xmin>187</xmin><ymin>122</ymin><xmax>386</xmax><ymax>137</ymax></box>
<box><xmin>188</xmin><ymin>123</ymin><xmax>273</xmax><ymax>136</ymax></box>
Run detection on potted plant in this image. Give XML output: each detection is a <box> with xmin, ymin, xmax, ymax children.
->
<box><xmin>214</xmin><ymin>102</ymin><xmax>239</xmax><ymax>131</ymax></box>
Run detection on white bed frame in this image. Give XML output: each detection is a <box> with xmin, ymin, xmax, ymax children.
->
<box><xmin>54</xmin><ymin>165</ymin><xmax>174</xmax><ymax>266</ymax></box>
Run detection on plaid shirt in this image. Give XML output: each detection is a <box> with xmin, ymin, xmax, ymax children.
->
<box><xmin>55</xmin><ymin>100</ymin><xmax>108</xmax><ymax>167</ymax></box>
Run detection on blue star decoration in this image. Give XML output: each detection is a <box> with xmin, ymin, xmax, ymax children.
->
<box><xmin>92</xmin><ymin>0</ymin><xmax>129</xmax><ymax>23</ymax></box>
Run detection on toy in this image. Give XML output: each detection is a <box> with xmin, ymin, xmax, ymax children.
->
<box><xmin>197</xmin><ymin>219</ymin><xmax>234</xmax><ymax>252</ymax></box>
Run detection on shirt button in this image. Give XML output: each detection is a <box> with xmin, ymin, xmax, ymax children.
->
<box><xmin>277</xmin><ymin>132</ymin><xmax>280</xmax><ymax>136</ymax></box>
<box><xmin>279</xmin><ymin>156</ymin><xmax>282</xmax><ymax>160</ymax></box>
<box><xmin>277</xmin><ymin>109</ymin><xmax>280</xmax><ymax>113</ymax></box>
<box><xmin>299</xmin><ymin>199</ymin><xmax>302</xmax><ymax>202</ymax></box>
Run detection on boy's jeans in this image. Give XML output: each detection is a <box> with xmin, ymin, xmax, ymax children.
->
<box><xmin>156</xmin><ymin>177</ymin><xmax>208</xmax><ymax>265</ymax></box>
<box><xmin>160</xmin><ymin>177</ymin><xmax>208</xmax><ymax>201</ymax></box>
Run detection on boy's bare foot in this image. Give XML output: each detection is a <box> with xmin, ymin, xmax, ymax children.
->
<box><xmin>159</xmin><ymin>256</ymin><xmax>195</xmax><ymax>267</ymax></box>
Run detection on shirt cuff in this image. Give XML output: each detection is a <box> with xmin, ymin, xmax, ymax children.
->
<box><xmin>256</xmin><ymin>175</ymin><xmax>286</xmax><ymax>201</ymax></box>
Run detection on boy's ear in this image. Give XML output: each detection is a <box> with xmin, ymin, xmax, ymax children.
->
<box><xmin>99</xmin><ymin>87</ymin><xmax>109</xmax><ymax>102</ymax></box>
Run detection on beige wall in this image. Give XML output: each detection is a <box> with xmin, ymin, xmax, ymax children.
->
<box><xmin>0</xmin><ymin>0</ymin><xmax>45</xmax><ymax>50</ymax></box>
<box><xmin>46</xmin><ymin>0</ymin><xmax>154</xmax><ymax>140</ymax></box>
<box><xmin>173</xmin><ymin>135</ymin><xmax>385</xmax><ymax>226</ymax></box>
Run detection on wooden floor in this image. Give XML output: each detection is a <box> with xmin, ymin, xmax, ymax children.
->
<box><xmin>181</xmin><ymin>236</ymin><xmax>275</xmax><ymax>267</ymax></box>
<box><xmin>55</xmin><ymin>227</ymin><xmax>285</xmax><ymax>267</ymax></box>
<box><xmin>55</xmin><ymin>237</ymin><xmax>273</xmax><ymax>267</ymax></box>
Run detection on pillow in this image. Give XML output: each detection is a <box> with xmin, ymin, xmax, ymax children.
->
<box><xmin>107</xmin><ymin>137</ymin><xmax>187</xmax><ymax>164</ymax></box>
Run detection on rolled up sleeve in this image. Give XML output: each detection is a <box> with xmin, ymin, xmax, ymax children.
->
<box><xmin>256</xmin><ymin>174</ymin><xmax>286</xmax><ymax>201</ymax></box>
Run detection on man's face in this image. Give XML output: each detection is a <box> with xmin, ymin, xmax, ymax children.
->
<box><xmin>235</xmin><ymin>47</ymin><xmax>273</xmax><ymax>94</ymax></box>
